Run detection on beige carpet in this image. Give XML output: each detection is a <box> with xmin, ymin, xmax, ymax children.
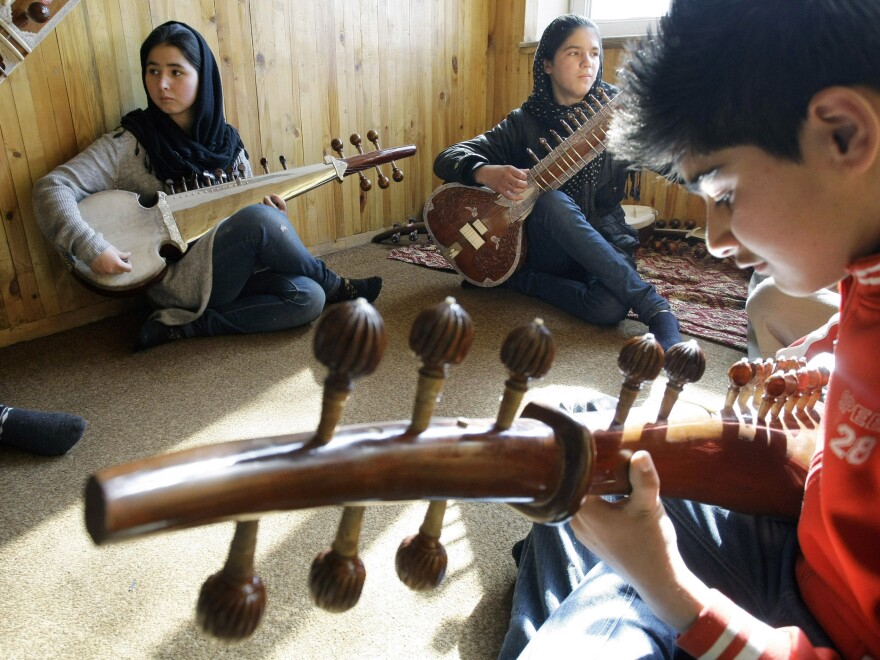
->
<box><xmin>0</xmin><ymin>242</ymin><xmax>745</xmax><ymax>659</ymax></box>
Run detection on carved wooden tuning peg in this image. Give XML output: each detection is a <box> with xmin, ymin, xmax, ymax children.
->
<box><xmin>395</xmin><ymin>297</ymin><xmax>473</xmax><ymax>592</ymax></box>
<box><xmin>349</xmin><ymin>133</ymin><xmax>373</xmax><ymax>191</ymax></box>
<box><xmin>308</xmin><ymin>299</ymin><xmax>386</xmax><ymax>612</ymax></box>
<box><xmin>655</xmin><ymin>339</ymin><xmax>705</xmax><ymax>423</ymax></box>
<box><xmin>196</xmin><ymin>520</ymin><xmax>266</xmax><ymax>640</ymax></box>
<box><xmin>495</xmin><ymin>318</ymin><xmax>555</xmax><ymax>430</ymax></box>
<box><xmin>366</xmin><ymin>129</ymin><xmax>402</xmax><ymax>184</ymax></box>
<box><xmin>722</xmin><ymin>357</ymin><xmax>754</xmax><ymax>417</ymax></box>
<box><xmin>610</xmin><ymin>333</ymin><xmax>665</xmax><ymax>428</ymax></box>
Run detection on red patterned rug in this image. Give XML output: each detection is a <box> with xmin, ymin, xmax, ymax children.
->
<box><xmin>387</xmin><ymin>243</ymin><xmax>750</xmax><ymax>351</ymax></box>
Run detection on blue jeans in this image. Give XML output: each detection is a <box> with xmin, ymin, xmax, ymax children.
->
<box><xmin>499</xmin><ymin>499</ymin><xmax>833</xmax><ymax>659</ymax></box>
<box><xmin>504</xmin><ymin>191</ymin><xmax>668</xmax><ymax>325</ymax></box>
<box><xmin>190</xmin><ymin>204</ymin><xmax>340</xmax><ymax>336</ymax></box>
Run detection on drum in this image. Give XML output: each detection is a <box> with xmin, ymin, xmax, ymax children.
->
<box><xmin>622</xmin><ymin>204</ymin><xmax>657</xmax><ymax>245</ymax></box>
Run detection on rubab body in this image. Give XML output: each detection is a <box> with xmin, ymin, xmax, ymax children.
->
<box><xmin>72</xmin><ymin>138</ymin><xmax>415</xmax><ymax>295</ymax></box>
<box><xmin>84</xmin><ymin>300</ymin><xmax>821</xmax><ymax>641</ymax></box>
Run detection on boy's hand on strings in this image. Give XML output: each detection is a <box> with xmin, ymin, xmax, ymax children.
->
<box><xmin>569</xmin><ymin>450</ymin><xmax>711</xmax><ymax>633</ymax></box>
<box><xmin>262</xmin><ymin>194</ymin><xmax>287</xmax><ymax>212</ymax></box>
<box><xmin>474</xmin><ymin>164</ymin><xmax>529</xmax><ymax>200</ymax></box>
<box><xmin>90</xmin><ymin>245</ymin><xmax>132</xmax><ymax>274</ymax></box>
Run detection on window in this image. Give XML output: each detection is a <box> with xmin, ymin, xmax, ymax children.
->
<box><xmin>524</xmin><ymin>0</ymin><xmax>671</xmax><ymax>43</ymax></box>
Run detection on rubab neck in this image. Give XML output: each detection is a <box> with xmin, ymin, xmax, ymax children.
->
<box><xmin>521</xmin><ymin>91</ymin><xmax>618</xmax><ymax>205</ymax></box>
<box><xmin>163</xmin><ymin>157</ymin><xmax>347</xmax><ymax>243</ymax></box>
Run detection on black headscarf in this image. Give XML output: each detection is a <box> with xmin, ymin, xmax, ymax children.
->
<box><xmin>521</xmin><ymin>15</ymin><xmax>616</xmax><ymax>215</ymax></box>
<box><xmin>121</xmin><ymin>21</ymin><xmax>244</xmax><ymax>183</ymax></box>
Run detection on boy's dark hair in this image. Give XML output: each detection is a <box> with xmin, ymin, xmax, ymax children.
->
<box><xmin>610</xmin><ymin>0</ymin><xmax>880</xmax><ymax>175</ymax></box>
<box><xmin>139</xmin><ymin>21</ymin><xmax>202</xmax><ymax>74</ymax></box>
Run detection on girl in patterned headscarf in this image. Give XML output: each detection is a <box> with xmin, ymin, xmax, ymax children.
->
<box><xmin>433</xmin><ymin>14</ymin><xmax>680</xmax><ymax>350</ymax></box>
<box><xmin>34</xmin><ymin>21</ymin><xmax>381</xmax><ymax>351</ymax></box>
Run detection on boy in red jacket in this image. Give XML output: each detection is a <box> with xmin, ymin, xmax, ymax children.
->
<box><xmin>500</xmin><ymin>1</ymin><xmax>880</xmax><ymax>658</ymax></box>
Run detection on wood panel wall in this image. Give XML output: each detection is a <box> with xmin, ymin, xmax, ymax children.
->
<box><xmin>0</xmin><ymin>0</ymin><xmax>701</xmax><ymax>347</ymax></box>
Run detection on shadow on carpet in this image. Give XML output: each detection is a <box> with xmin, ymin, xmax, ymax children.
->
<box><xmin>386</xmin><ymin>243</ymin><xmax>750</xmax><ymax>352</ymax></box>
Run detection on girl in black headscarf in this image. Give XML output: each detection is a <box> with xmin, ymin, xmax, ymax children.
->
<box><xmin>433</xmin><ymin>14</ymin><xmax>680</xmax><ymax>350</ymax></box>
<box><xmin>34</xmin><ymin>21</ymin><xmax>381</xmax><ymax>350</ymax></box>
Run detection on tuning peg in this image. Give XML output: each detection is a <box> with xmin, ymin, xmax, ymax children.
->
<box><xmin>279</xmin><ymin>155</ymin><xmax>287</xmax><ymax>170</ymax></box>
<box><xmin>526</xmin><ymin>148</ymin><xmax>541</xmax><ymax>165</ymax></box>
<box><xmin>214</xmin><ymin>168</ymin><xmax>227</xmax><ymax>184</ymax></box>
<box><xmin>196</xmin><ymin>520</ymin><xmax>266</xmax><ymax>640</ymax></box>
<box><xmin>722</xmin><ymin>357</ymin><xmax>753</xmax><ymax>417</ymax></box>
<box><xmin>539</xmin><ymin>137</ymin><xmax>553</xmax><ymax>155</ymax></box>
<box><xmin>366</xmin><ymin>129</ymin><xmax>402</xmax><ymax>184</ymax></box>
<box><xmin>655</xmin><ymin>340</ymin><xmax>705</xmax><ymax>422</ymax></box>
<box><xmin>610</xmin><ymin>334</ymin><xmax>665</xmax><ymax>428</ymax></box>
<box><xmin>495</xmin><ymin>318</ymin><xmax>555</xmax><ymax>430</ymax></box>
<box><xmin>308</xmin><ymin>299</ymin><xmax>386</xmax><ymax>612</ymax></box>
<box><xmin>768</xmin><ymin>370</ymin><xmax>799</xmax><ymax>424</ymax></box>
<box><xmin>757</xmin><ymin>371</ymin><xmax>787</xmax><ymax>422</ymax></box>
<box><xmin>165</xmin><ymin>179</ymin><xmax>175</xmax><ymax>194</ymax></box>
<box><xmin>349</xmin><ymin>134</ymin><xmax>373</xmax><ymax>191</ymax></box>
<box><xmin>259</xmin><ymin>157</ymin><xmax>269</xmax><ymax>175</ymax></box>
<box><xmin>395</xmin><ymin>298</ymin><xmax>473</xmax><ymax>592</ymax></box>
<box><xmin>238</xmin><ymin>162</ymin><xmax>248</xmax><ymax>179</ymax></box>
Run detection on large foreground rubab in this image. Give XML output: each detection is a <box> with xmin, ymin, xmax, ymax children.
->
<box><xmin>84</xmin><ymin>299</ymin><xmax>823</xmax><ymax>641</ymax></box>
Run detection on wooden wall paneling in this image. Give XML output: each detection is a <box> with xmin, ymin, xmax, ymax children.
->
<box><xmin>214</xmin><ymin>0</ymin><xmax>259</xmax><ymax>156</ymax></box>
<box><xmin>406</xmin><ymin>0</ymin><xmax>431</xmax><ymax>218</ymax></box>
<box><xmin>54</xmin><ymin>2</ymin><xmax>107</xmax><ymax>153</ymax></box>
<box><xmin>298</xmin><ymin>2</ymin><xmax>334</xmax><ymax>246</ymax></box>
<box><xmin>116</xmin><ymin>0</ymin><xmax>151</xmax><ymax>118</ymax></box>
<box><xmin>331</xmin><ymin>0</ymin><xmax>360</xmax><ymax>241</ymax></box>
<box><xmin>357</xmin><ymin>0</ymin><xmax>383</xmax><ymax>233</ymax></box>
<box><xmin>375</xmin><ymin>0</ymin><xmax>399</xmax><ymax>229</ymax></box>
<box><xmin>0</xmin><ymin>112</ymin><xmax>26</xmax><ymax>331</ymax></box>
<box><xmin>7</xmin><ymin>56</ymin><xmax>60</xmax><ymax>320</ymax></box>
<box><xmin>0</xmin><ymin>77</ymin><xmax>45</xmax><ymax>324</ymax></box>
<box><xmin>82</xmin><ymin>0</ymin><xmax>123</xmax><ymax>126</ymax></box>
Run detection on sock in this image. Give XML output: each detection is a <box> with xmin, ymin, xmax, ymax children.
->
<box><xmin>0</xmin><ymin>404</ymin><xmax>87</xmax><ymax>456</ymax></box>
<box><xmin>327</xmin><ymin>276</ymin><xmax>383</xmax><ymax>304</ymax></box>
<box><xmin>647</xmin><ymin>309</ymin><xmax>682</xmax><ymax>352</ymax></box>
<box><xmin>135</xmin><ymin>319</ymin><xmax>187</xmax><ymax>352</ymax></box>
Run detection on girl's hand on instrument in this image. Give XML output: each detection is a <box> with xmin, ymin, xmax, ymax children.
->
<box><xmin>90</xmin><ymin>246</ymin><xmax>132</xmax><ymax>275</ymax></box>
<box><xmin>474</xmin><ymin>164</ymin><xmax>529</xmax><ymax>200</ymax></box>
<box><xmin>262</xmin><ymin>194</ymin><xmax>287</xmax><ymax>212</ymax></box>
<box><xmin>570</xmin><ymin>450</ymin><xmax>711</xmax><ymax>633</ymax></box>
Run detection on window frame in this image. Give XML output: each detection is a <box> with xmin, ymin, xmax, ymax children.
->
<box><xmin>522</xmin><ymin>0</ymin><xmax>667</xmax><ymax>46</ymax></box>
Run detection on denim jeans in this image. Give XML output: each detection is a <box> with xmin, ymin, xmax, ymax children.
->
<box><xmin>189</xmin><ymin>204</ymin><xmax>339</xmax><ymax>336</ymax></box>
<box><xmin>499</xmin><ymin>499</ymin><xmax>832</xmax><ymax>659</ymax></box>
<box><xmin>504</xmin><ymin>190</ymin><xmax>668</xmax><ymax>325</ymax></box>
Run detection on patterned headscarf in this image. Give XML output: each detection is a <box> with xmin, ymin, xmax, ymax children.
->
<box><xmin>121</xmin><ymin>21</ymin><xmax>244</xmax><ymax>183</ymax></box>
<box><xmin>522</xmin><ymin>14</ymin><xmax>616</xmax><ymax>215</ymax></box>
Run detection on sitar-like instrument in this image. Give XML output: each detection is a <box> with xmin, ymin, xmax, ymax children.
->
<box><xmin>71</xmin><ymin>133</ymin><xmax>415</xmax><ymax>296</ymax></box>
<box><xmin>423</xmin><ymin>89</ymin><xmax>619</xmax><ymax>286</ymax></box>
<box><xmin>84</xmin><ymin>298</ymin><xmax>824</xmax><ymax>641</ymax></box>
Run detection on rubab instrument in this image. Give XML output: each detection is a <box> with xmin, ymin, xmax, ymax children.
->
<box><xmin>84</xmin><ymin>298</ymin><xmax>823</xmax><ymax>641</ymax></box>
<box><xmin>72</xmin><ymin>131</ymin><xmax>414</xmax><ymax>295</ymax></box>
<box><xmin>423</xmin><ymin>88</ymin><xmax>619</xmax><ymax>286</ymax></box>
